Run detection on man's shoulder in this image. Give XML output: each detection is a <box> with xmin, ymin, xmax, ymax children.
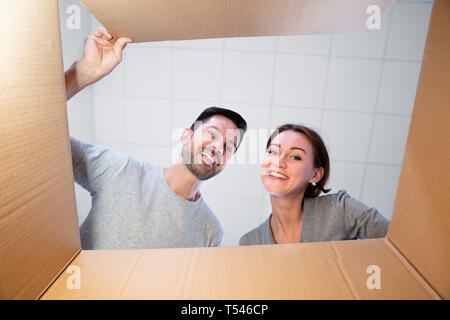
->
<box><xmin>199</xmin><ymin>200</ymin><xmax>223</xmax><ymax>228</ymax></box>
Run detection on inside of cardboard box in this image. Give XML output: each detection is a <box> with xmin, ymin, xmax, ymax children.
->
<box><xmin>1</xmin><ymin>0</ymin><xmax>449</xmax><ymax>300</ymax></box>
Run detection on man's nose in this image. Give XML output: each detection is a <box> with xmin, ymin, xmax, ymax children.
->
<box><xmin>209</xmin><ymin>137</ymin><xmax>224</xmax><ymax>155</ymax></box>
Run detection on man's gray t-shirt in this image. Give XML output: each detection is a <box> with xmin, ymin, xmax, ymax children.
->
<box><xmin>239</xmin><ymin>190</ymin><xmax>389</xmax><ymax>246</ymax></box>
<box><xmin>71</xmin><ymin>138</ymin><xmax>223</xmax><ymax>250</ymax></box>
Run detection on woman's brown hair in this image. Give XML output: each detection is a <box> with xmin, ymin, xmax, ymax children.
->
<box><xmin>266</xmin><ymin>124</ymin><xmax>331</xmax><ymax>198</ymax></box>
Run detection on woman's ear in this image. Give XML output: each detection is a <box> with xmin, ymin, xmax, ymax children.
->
<box><xmin>311</xmin><ymin>167</ymin><xmax>325</xmax><ymax>184</ymax></box>
<box><xmin>181</xmin><ymin>128</ymin><xmax>194</xmax><ymax>144</ymax></box>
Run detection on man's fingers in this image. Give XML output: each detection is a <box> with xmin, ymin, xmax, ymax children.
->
<box><xmin>115</xmin><ymin>37</ymin><xmax>133</xmax><ymax>46</ymax></box>
<box><xmin>113</xmin><ymin>37</ymin><xmax>133</xmax><ymax>60</ymax></box>
<box><xmin>94</xmin><ymin>27</ymin><xmax>112</xmax><ymax>39</ymax></box>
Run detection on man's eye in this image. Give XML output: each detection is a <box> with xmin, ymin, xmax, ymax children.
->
<box><xmin>268</xmin><ymin>149</ymin><xmax>278</xmax><ymax>155</ymax></box>
<box><xmin>292</xmin><ymin>156</ymin><xmax>301</xmax><ymax>160</ymax></box>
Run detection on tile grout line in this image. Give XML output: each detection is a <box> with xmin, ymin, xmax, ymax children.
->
<box><xmin>169</xmin><ymin>41</ymin><xmax>175</xmax><ymax>149</ymax></box>
<box><xmin>123</xmin><ymin>51</ymin><xmax>128</xmax><ymax>152</ymax></box>
<box><xmin>219</xmin><ymin>39</ymin><xmax>225</xmax><ymax>105</ymax></box>
<box><xmin>134</xmin><ymin>44</ymin><xmax>422</xmax><ymax>64</ymax></box>
<box><xmin>263</xmin><ymin>37</ymin><xmax>280</xmax><ymax>223</ymax></box>
<box><xmin>358</xmin><ymin>5</ymin><xmax>395</xmax><ymax>201</ymax></box>
<box><xmin>93</xmin><ymin>94</ymin><xmax>415</xmax><ymax>118</ymax></box>
<box><xmin>319</xmin><ymin>34</ymin><xmax>333</xmax><ymax>132</ymax></box>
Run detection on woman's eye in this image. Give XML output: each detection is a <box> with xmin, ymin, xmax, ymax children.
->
<box><xmin>268</xmin><ymin>149</ymin><xmax>278</xmax><ymax>155</ymax></box>
<box><xmin>292</xmin><ymin>156</ymin><xmax>301</xmax><ymax>160</ymax></box>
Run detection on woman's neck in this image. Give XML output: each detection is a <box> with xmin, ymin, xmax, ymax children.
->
<box><xmin>269</xmin><ymin>191</ymin><xmax>305</xmax><ymax>243</ymax></box>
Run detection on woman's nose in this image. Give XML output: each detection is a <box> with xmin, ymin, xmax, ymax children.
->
<box><xmin>272</xmin><ymin>153</ymin><xmax>287</xmax><ymax>168</ymax></box>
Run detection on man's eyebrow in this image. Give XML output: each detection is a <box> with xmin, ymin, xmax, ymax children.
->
<box><xmin>269</xmin><ymin>144</ymin><xmax>307</xmax><ymax>154</ymax></box>
<box><xmin>208</xmin><ymin>125</ymin><xmax>220</xmax><ymax>131</ymax></box>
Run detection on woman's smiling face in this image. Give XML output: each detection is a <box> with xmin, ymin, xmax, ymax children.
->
<box><xmin>261</xmin><ymin>130</ymin><xmax>321</xmax><ymax>197</ymax></box>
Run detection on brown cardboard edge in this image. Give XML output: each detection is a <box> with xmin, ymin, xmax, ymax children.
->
<box><xmin>36</xmin><ymin>1</ymin><xmax>82</xmax><ymax>300</ymax></box>
<box><xmin>37</xmin><ymin>248</ymin><xmax>82</xmax><ymax>300</ymax></box>
<box><xmin>383</xmin><ymin>238</ymin><xmax>441</xmax><ymax>300</ymax></box>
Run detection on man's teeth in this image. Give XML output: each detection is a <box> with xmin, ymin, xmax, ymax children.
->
<box><xmin>269</xmin><ymin>171</ymin><xmax>288</xmax><ymax>179</ymax></box>
<box><xmin>201</xmin><ymin>152</ymin><xmax>215</xmax><ymax>164</ymax></box>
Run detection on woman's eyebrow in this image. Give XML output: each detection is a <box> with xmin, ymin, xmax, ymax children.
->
<box><xmin>270</xmin><ymin>144</ymin><xmax>307</xmax><ymax>154</ymax></box>
<box><xmin>290</xmin><ymin>147</ymin><xmax>307</xmax><ymax>154</ymax></box>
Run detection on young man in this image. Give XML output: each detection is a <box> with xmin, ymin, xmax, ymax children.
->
<box><xmin>65</xmin><ymin>28</ymin><xmax>247</xmax><ymax>250</ymax></box>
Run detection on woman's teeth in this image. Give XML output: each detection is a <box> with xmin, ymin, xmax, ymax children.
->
<box><xmin>268</xmin><ymin>171</ymin><xmax>288</xmax><ymax>179</ymax></box>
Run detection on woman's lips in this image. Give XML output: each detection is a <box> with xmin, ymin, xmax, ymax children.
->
<box><xmin>264</xmin><ymin>170</ymin><xmax>289</xmax><ymax>180</ymax></box>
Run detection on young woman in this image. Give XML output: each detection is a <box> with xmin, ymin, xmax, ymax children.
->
<box><xmin>239</xmin><ymin>124</ymin><xmax>389</xmax><ymax>246</ymax></box>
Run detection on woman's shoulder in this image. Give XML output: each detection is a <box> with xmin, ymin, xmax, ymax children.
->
<box><xmin>306</xmin><ymin>189</ymin><xmax>351</xmax><ymax>206</ymax></box>
<box><xmin>239</xmin><ymin>216</ymin><xmax>272</xmax><ymax>246</ymax></box>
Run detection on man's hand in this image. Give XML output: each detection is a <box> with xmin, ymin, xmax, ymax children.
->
<box><xmin>65</xmin><ymin>28</ymin><xmax>132</xmax><ymax>100</ymax></box>
<box><xmin>81</xmin><ymin>28</ymin><xmax>132</xmax><ymax>83</ymax></box>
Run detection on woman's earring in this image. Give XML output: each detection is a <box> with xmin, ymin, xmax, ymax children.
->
<box><xmin>311</xmin><ymin>181</ymin><xmax>316</xmax><ymax>186</ymax></box>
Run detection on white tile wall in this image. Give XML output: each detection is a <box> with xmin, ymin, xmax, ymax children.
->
<box><xmin>125</xmin><ymin>46</ymin><xmax>172</xmax><ymax>98</ymax></box>
<box><xmin>222</xmin><ymin>51</ymin><xmax>275</xmax><ymax>104</ymax></box>
<box><xmin>331</xmin><ymin>10</ymin><xmax>391</xmax><ymax>59</ymax></box>
<box><xmin>273</xmin><ymin>54</ymin><xmax>328</xmax><ymax>108</ymax></box>
<box><xmin>360</xmin><ymin>164</ymin><xmax>402</xmax><ymax>220</ymax></box>
<box><xmin>368</xmin><ymin>115</ymin><xmax>411</xmax><ymax>165</ymax></box>
<box><xmin>377</xmin><ymin>61</ymin><xmax>422</xmax><ymax>114</ymax></box>
<box><xmin>325</xmin><ymin>58</ymin><xmax>383</xmax><ymax>112</ymax></box>
<box><xmin>93</xmin><ymin>60</ymin><xmax>126</xmax><ymax>96</ymax></box>
<box><xmin>127</xmin><ymin>144</ymin><xmax>172</xmax><ymax>166</ymax></box>
<box><xmin>78</xmin><ymin>0</ymin><xmax>433</xmax><ymax>246</ymax></box>
<box><xmin>321</xmin><ymin>111</ymin><xmax>373</xmax><ymax>162</ymax></box>
<box><xmin>270</xmin><ymin>106</ymin><xmax>322</xmax><ymax>130</ymax></box>
<box><xmin>206</xmin><ymin>195</ymin><xmax>263</xmax><ymax>246</ymax></box>
<box><xmin>225</xmin><ymin>36</ymin><xmax>277</xmax><ymax>52</ymax></box>
<box><xmin>125</xmin><ymin>98</ymin><xmax>171</xmax><ymax>146</ymax></box>
<box><xmin>278</xmin><ymin>34</ymin><xmax>330</xmax><ymax>55</ymax></box>
<box><xmin>173</xmin><ymin>49</ymin><xmax>223</xmax><ymax>100</ymax></box>
<box><xmin>385</xmin><ymin>2</ymin><xmax>433</xmax><ymax>61</ymax></box>
<box><xmin>175</xmin><ymin>38</ymin><xmax>223</xmax><ymax>50</ymax></box>
<box><xmin>94</xmin><ymin>95</ymin><xmax>126</xmax><ymax>143</ymax></box>
<box><xmin>327</xmin><ymin>161</ymin><xmax>366</xmax><ymax>199</ymax></box>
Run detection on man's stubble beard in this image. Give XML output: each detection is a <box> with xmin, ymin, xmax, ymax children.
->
<box><xmin>182</xmin><ymin>142</ymin><xmax>223</xmax><ymax>181</ymax></box>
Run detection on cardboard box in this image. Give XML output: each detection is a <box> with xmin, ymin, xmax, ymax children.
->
<box><xmin>0</xmin><ymin>0</ymin><xmax>448</xmax><ymax>300</ymax></box>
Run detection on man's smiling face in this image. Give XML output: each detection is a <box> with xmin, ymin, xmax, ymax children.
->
<box><xmin>181</xmin><ymin>115</ymin><xmax>242</xmax><ymax>181</ymax></box>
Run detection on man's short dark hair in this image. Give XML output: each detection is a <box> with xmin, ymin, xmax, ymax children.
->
<box><xmin>190</xmin><ymin>106</ymin><xmax>247</xmax><ymax>150</ymax></box>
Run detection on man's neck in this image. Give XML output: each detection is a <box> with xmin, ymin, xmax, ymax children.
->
<box><xmin>164</xmin><ymin>160</ymin><xmax>202</xmax><ymax>202</ymax></box>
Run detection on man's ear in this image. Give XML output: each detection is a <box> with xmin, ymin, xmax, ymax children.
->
<box><xmin>181</xmin><ymin>128</ymin><xmax>194</xmax><ymax>144</ymax></box>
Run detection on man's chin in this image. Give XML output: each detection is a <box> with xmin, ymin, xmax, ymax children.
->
<box><xmin>185</xmin><ymin>163</ymin><xmax>221</xmax><ymax>181</ymax></box>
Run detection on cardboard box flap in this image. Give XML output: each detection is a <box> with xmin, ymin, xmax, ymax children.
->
<box><xmin>386</xmin><ymin>0</ymin><xmax>450</xmax><ymax>300</ymax></box>
<box><xmin>81</xmin><ymin>0</ymin><xmax>395</xmax><ymax>43</ymax></box>
<box><xmin>0</xmin><ymin>0</ymin><xmax>81</xmax><ymax>299</ymax></box>
<box><xmin>41</xmin><ymin>239</ymin><xmax>435</xmax><ymax>300</ymax></box>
